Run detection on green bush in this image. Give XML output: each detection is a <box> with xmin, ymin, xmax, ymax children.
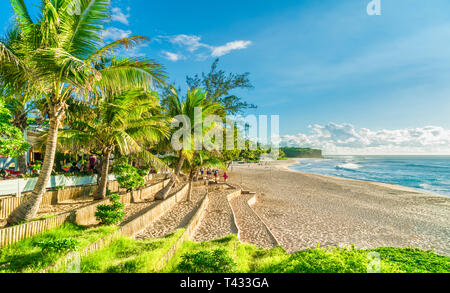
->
<box><xmin>177</xmin><ymin>249</ymin><xmax>236</xmax><ymax>273</ymax></box>
<box><xmin>35</xmin><ymin>238</ymin><xmax>80</xmax><ymax>253</ymax></box>
<box><xmin>95</xmin><ymin>194</ymin><xmax>125</xmax><ymax>225</ymax></box>
<box><xmin>138</xmin><ymin>166</ymin><xmax>151</xmax><ymax>177</ymax></box>
<box><xmin>113</xmin><ymin>163</ymin><xmax>146</xmax><ymax>191</ymax></box>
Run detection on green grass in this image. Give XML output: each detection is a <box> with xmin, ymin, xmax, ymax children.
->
<box><xmin>4</xmin><ymin>227</ymin><xmax>448</xmax><ymax>273</ymax></box>
<box><xmin>164</xmin><ymin>235</ymin><xmax>450</xmax><ymax>273</ymax></box>
<box><xmin>81</xmin><ymin>229</ymin><xmax>185</xmax><ymax>273</ymax></box>
<box><xmin>0</xmin><ymin>223</ymin><xmax>117</xmax><ymax>273</ymax></box>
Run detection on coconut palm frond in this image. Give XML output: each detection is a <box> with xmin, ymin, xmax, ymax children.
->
<box><xmin>87</xmin><ymin>36</ymin><xmax>150</xmax><ymax>64</ymax></box>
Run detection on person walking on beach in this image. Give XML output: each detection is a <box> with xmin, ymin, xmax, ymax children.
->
<box><xmin>223</xmin><ymin>172</ymin><xmax>228</xmax><ymax>183</ymax></box>
<box><xmin>214</xmin><ymin>170</ymin><xmax>219</xmax><ymax>183</ymax></box>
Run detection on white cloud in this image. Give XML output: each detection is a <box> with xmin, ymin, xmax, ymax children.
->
<box><xmin>102</xmin><ymin>27</ymin><xmax>132</xmax><ymax>40</ymax></box>
<box><xmin>111</xmin><ymin>7</ymin><xmax>131</xmax><ymax>26</ymax></box>
<box><xmin>211</xmin><ymin>40</ymin><xmax>252</xmax><ymax>57</ymax></box>
<box><xmin>280</xmin><ymin>123</ymin><xmax>450</xmax><ymax>155</ymax></box>
<box><xmin>156</xmin><ymin>34</ymin><xmax>252</xmax><ymax>59</ymax></box>
<box><xmin>161</xmin><ymin>51</ymin><xmax>184</xmax><ymax>62</ymax></box>
<box><xmin>167</xmin><ymin>35</ymin><xmax>206</xmax><ymax>52</ymax></box>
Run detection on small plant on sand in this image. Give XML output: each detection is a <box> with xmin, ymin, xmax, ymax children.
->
<box><xmin>35</xmin><ymin>238</ymin><xmax>80</xmax><ymax>253</ymax></box>
<box><xmin>95</xmin><ymin>194</ymin><xmax>125</xmax><ymax>225</ymax></box>
<box><xmin>176</xmin><ymin>249</ymin><xmax>236</xmax><ymax>273</ymax></box>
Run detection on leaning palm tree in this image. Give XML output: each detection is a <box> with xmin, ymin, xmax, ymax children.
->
<box><xmin>155</xmin><ymin>88</ymin><xmax>223</xmax><ymax>200</ymax></box>
<box><xmin>3</xmin><ymin>0</ymin><xmax>166</xmax><ymax>225</ymax></box>
<box><xmin>164</xmin><ymin>87</ymin><xmax>223</xmax><ymax>178</ymax></box>
<box><xmin>59</xmin><ymin>90</ymin><xmax>169</xmax><ymax>199</ymax></box>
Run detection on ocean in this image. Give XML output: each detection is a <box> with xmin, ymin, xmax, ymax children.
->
<box><xmin>289</xmin><ymin>156</ymin><xmax>450</xmax><ymax>197</ymax></box>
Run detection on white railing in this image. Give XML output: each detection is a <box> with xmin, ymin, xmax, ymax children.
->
<box><xmin>0</xmin><ymin>174</ymin><xmax>116</xmax><ymax>197</ymax></box>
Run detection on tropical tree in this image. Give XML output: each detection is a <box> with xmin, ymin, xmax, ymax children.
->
<box><xmin>165</xmin><ymin>87</ymin><xmax>223</xmax><ymax>178</ymax></box>
<box><xmin>153</xmin><ymin>88</ymin><xmax>223</xmax><ymax>200</ymax></box>
<box><xmin>0</xmin><ymin>98</ymin><xmax>29</xmax><ymax>159</ymax></box>
<box><xmin>3</xmin><ymin>0</ymin><xmax>166</xmax><ymax>225</ymax></box>
<box><xmin>0</xmin><ymin>26</ymin><xmax>40</xmax><ymax>172</ymax></box>
<box><xmin>185</xmin><ymin>58</ymin><xmax>256</xmax><ymax>115</ymax></box>
<box><xmin>59</xmin><ymin>90</ymin><xmax>169</xmax><ymax>199</ymax></box>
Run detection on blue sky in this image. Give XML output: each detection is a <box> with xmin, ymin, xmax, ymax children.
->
<box><xmin>2</xmin><ymin>0</ymin><xmax>450</xmax><ymax>154</ymax></box>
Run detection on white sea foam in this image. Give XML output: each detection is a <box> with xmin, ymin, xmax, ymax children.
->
<box><xmin>336</xmin><ymin>163</ymin><xmax>361</xmax><ymax>170</ymax></box>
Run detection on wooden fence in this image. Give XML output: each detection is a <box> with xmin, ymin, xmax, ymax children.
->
<box><xmin>0</xmin><ymin>181</ymin><xmax>119</xmax><ymax>220</ymax></box>
<box><xmin>0</xmin><ymin>212</ymin><xmax>73</xmax><ymax>247</ymax></box>
<box><xmin>74</xmin><ymin>179</ymin><xmax>170</xmax><ymax>226</ymax></box>
<box><xmin>0</xmin><ymin>178</ymin><xmax>169</xmax><ymax>248</ymax></box>
<box><xmin>0</xmin><ymin>174</ymin><xmax>167</xmax><ymax>221</ymax></box>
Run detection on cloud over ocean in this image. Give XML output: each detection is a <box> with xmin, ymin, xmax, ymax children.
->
<box><xmin>281</xmin><ymin>123</ymin><xmax>450</xmax><ymax>155</ymax></box>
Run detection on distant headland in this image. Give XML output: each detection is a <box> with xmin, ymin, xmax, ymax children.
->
<box><xmin>280</xmin><ymin>147</ymin><xmax>323</xmax><ymax>159</ymax></box>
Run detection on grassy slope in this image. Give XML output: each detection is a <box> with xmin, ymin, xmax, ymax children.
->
<box><xmin>2</xmin><ymin>226</ymin><xmax>448</xmax><ymax>273</ymax></box>
<box><xmin>81</xmin><ymin>232</ymin><xmax>450</xmax><ymax>273</ymax></box>
<box><xmin>81</xmin><ymin>229</ymin><xmax>184</xmax><ymax>273</ymax></box>
<box><xmin>0</xmin><ymin>223</ymin><xmax>117</xmax><ymax>273</ymax></box>
<box><xmin>166</xmin><ymin>235</ymin><xmax>449</xmax><ymax>273</ymax></box>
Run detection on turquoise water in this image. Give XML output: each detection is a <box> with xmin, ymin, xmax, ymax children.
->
<box><xmin>290</xmin><ymin>156</ymin><xmax>450</xmax><ymax>197</ymax></box>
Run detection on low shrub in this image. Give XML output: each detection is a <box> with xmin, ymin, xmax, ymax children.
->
<box><xmin>176</xmin><ymin>249</ymin><xmax>236</xmax><ymax>273</ymax></box>
<box><xmin>35</xmin><ymin>238</ymin><xmax>80</xmax><ymax>253</ymax></box>
<box><xmin>95</xmin><ymin>194</ymin><xmax>125</xmax><ymax>225</ymax></box>
<box><xmin>113</xmin><ymin>163</ymin><xmax>146</xmax><ymax>191</ymax></box>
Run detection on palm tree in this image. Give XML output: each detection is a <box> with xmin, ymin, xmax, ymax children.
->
<box><xmin>3</xmin><ymin>0</ymin><xmax>166</xmax><ymax>225</ymax></box>
<box><xmin>59</xmin><ymin>90</ymin><xmax>169</xmax><ymax>199</ymax></box>
<box><xmin>165</xmin><ymin>87</ymin><xmax>223</xmax><ymax>178</ymax></box>
<box><xmin>155</xmin><ymin>88</ymin><xmax>223</xmax><ymax>200</ymax></box>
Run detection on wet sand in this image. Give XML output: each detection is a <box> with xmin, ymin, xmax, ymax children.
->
<box><xmin>229</xmin><ymin>159</ymin><xmax>450</xmax><ymax>255</ymax></box>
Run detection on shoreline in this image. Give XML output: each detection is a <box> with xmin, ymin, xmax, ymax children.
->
<box><xmin>229</xmin><ymin>160</ymin><xmax>450</xmax><ymax>255</ymax></box>
<box><xmin>272</xmin><ymin>158</ymin><xmax>448</xmax><ymax>198</ymax></box>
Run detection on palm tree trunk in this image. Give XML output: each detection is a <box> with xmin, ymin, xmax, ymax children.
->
<box><xmin>175</xmin><ymin>151</ymin><xmax>185</xmax><ymax>177</ymax></box>
<box><xmin>156</xmin><ymin>177</ymin><xmax>175</xmax><ymax>200</ymax></box>
<box><xmin>188</xmin><ymin>169</ymin><xmax>195</xmax><ymax>201</ymax></box>
<box><xmin>17</xmin><ymin>152</ymin><xmax>27</xmax><ymax>173</ymax></box>
<box><xmin>7</xmin><ymin>113</ymin><xmax>61</xmax><ymax>225</ymax></box>
<box><xmin>95</xmin><ymin>149</ymin><xmax>112</xmax><ymax>200</ymax></box>
<box><xmin>13</xmin><ymin>115</ymin><xmax>28</xmax><ymax>173</ymax></box>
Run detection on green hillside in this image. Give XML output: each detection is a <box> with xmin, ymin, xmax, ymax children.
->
<box><xmin>281</xmin><ymin>148</ymin><xmax>323</xmax><ymax>158</ymax></box>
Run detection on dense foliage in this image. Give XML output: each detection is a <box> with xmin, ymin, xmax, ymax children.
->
<box><xmin>35</xmin><ymin>238</ymin><xmax>80</xmax><ymax>254</ymax></box>
<box><xmin>0</xmin><ymin>99</ymin><xmax>29</xmax><ymax>158</ymax></box>
<box><xmin>95</xmin><ymin>194</ymin><xmax>125</xmax><ymax>225</ymax></box>
<box><xmin>0</xmin><ymin>224</ymin><xmax>116</xmax><ymax>273</ymax></box>
<box><xmin>281</xmin><ymin>147</ymin><xmax>323</xmax><ymax>158</ymax></box>
<box><xmin>113</xmin><ymin>163</ymin><xmax>146</xmax><ymax>192</ymax></box>
<box><xmin>177</xmin><ymin>249</ymin><xmax>237</xmax><ymax>273</ymax></box>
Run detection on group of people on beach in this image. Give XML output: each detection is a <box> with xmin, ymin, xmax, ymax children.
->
<box><xmin>200</xmin><ymin>168</ymin><xmax>228</xmax><ymax>183</ymax></box>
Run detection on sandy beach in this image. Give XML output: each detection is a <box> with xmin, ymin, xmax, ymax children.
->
<box><xmin>229</xmin><ymin>159</ymin><xmax>450</xmax><ymax>255</ymax></box>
